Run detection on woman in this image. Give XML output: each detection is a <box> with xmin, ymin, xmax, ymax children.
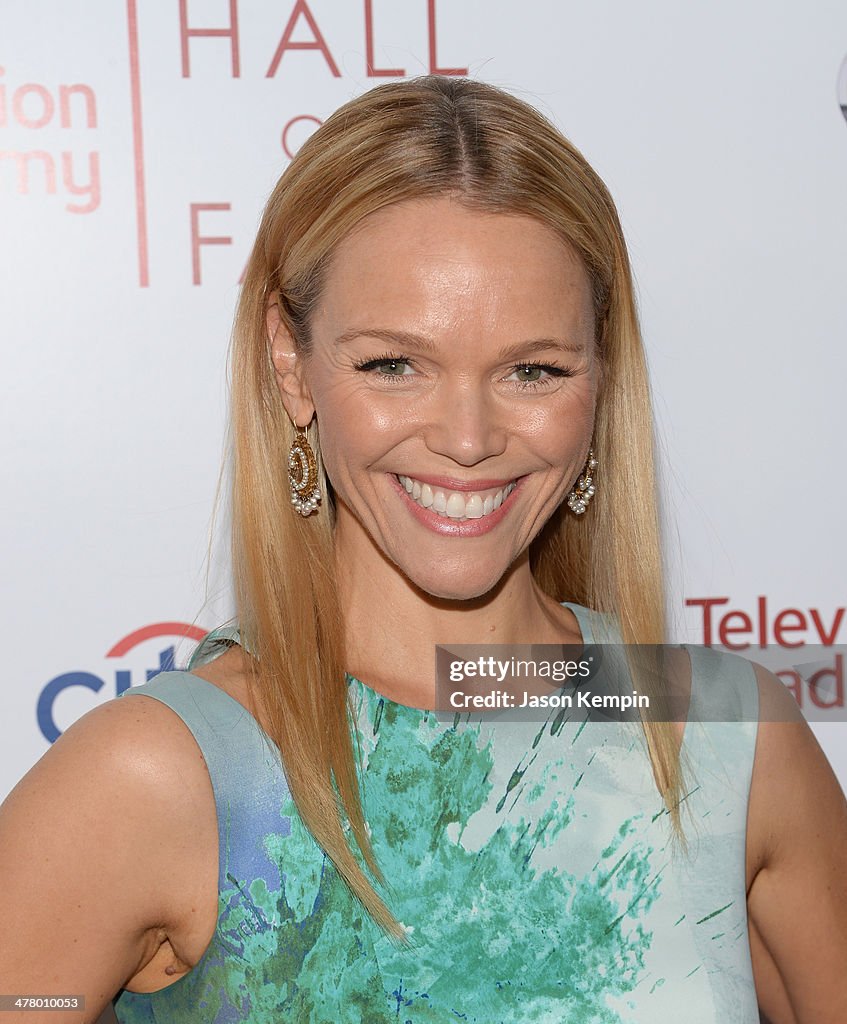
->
<box><xmin>2</xmin><ymin>76</ymin><xmax>845</xmax><ymax>1024</ymax></box>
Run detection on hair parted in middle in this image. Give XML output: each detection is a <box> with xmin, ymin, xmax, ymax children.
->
<box><xmin>230</xmin><ymin>75</ymin><xmax>675</xmax><ymax>942</ymax></box>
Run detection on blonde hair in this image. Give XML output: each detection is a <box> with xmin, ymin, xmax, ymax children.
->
<box><xmin>231</xmin><ymin>76</ymin><xmax>680</xmax><ymax>942</ymax></box>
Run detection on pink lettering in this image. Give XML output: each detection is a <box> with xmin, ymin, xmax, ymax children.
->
<box><xmin>427</xmin><ymin>0</ymin><xmax>468</xmax><ymax>75</ymax></box>
<box><xmin>757</xmin><ymin>595</ymin><xmax>767</xmax><ymax>648</ymax></box>
<box><xmin>281</xmin><ymin>115</ymin><xmax>322</xmax><ymax>160</ymax></box>
<box><xmin>62</xmin><ymin>152</ymin><xmax>100</xmax><ymax>214</ymax></box>
<box><xmin>810</xmin><ymin>607</ymin><xmax>845</xmax><ymax>646</ymax></box>
<box><xmin>773</xmin><ymin>608</ymin><xmax>807</xmax><ymax>649</ymax></box>
<box><xmin>179</xmin><ymin>0</ymin><xmax>241</xmax><ymax>77</ymax></box>
<box><xmin>685</xmin><ymin>596</ymin><xmax>729</xmax><ymax>648</ymax></box>
<box><xmin>365</xmin><ymin>0</ymin><xmax>405</xmax><ymax>77</ymax></box>
<box><xmin>807</xmin><ymin>654</ymin><xmax>844</xmax><ymax>710</ymax></box>
<box><xmin>0</xmin><ymin>150</ymin><xmax>56</xmax><ymax>193</ymax></box>
<box><xmin>266</xmin><ymin>0</ymin><xmax>340</xmax><ymax>78</ymax></box>
<box><xmin>191</xmin><ymin>203</ymin><xmax>232</xmax><ymax>285</ymax></box>
<box><xmin>58</xmin><ymin>84</ymin><xmax>97</xmax><ymax>129</ymax></box>
<box><xmin>13</xmin><ymin>83</ymin><xmax>54</xmax><ymax>129</ymax></box>
<box><xmin>718</xmin><ymin>610</ymin><xmax>753</xmax><ymax>650</ymax></box>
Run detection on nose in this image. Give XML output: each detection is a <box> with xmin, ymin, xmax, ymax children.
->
<box><xmin>422</xmin><ymin>380</ymin><xmax>508</xmax><ymax>467</ymax></box>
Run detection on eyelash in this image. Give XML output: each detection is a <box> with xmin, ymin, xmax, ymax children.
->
<box><xmin>352</xmin><ymin>352</ymin><xmax>575</xmax><ymax>389</ymax></box>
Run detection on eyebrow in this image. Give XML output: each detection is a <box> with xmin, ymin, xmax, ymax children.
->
<box><xmin>334</xmin><ymin>327</ymin><xmax>586</xmax><ymax>360</ymax></box>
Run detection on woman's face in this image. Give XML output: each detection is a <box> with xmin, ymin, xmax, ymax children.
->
<box><xmin>274</xmin><ymin>197</ymin><xmax>600</xmax><ymax>600</ymax></box>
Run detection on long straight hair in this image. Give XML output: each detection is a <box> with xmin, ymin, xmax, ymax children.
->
<box><xmin>231</xmin><ymin>76</ymin><xmax>677</xmax><ymax>941</ymax></box>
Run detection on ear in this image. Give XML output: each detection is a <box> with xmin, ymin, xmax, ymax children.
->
<box><xmin>266</xmin><ymin>294</ymin><xmax>315</xmax><ymax>427</ymax></box>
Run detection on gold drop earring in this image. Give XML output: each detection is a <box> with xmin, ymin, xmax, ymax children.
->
<box><xmin>566</xmin><ymin>448</ymin><xmax>598</xmax><ymax>515</ymax></box>
<box><xmin>288</xmin><ymin>424</ymin><xmax>322</xmax><ymax>517</ymax></box>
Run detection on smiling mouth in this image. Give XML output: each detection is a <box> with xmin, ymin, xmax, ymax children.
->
<box><xmin>395</xmin><ymin>475</ymin><xmax>517</xmax><ymax>521</ymax></box>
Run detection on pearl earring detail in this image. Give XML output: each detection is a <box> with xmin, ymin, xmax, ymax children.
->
<box><xmin>566</xmin><ymin>449</ymin><xmax>598</xmax><ymax>515</ymax></box>
<box><xmin>288</xmin><ymin>425</ymin><xmax>321</xmax><ymax>517</ymax></box>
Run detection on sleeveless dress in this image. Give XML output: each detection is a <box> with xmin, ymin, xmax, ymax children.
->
<box><xmin>112</xmin><ymin>603</ymin><xmax>761</xmax><ymax>1023</ymax></box>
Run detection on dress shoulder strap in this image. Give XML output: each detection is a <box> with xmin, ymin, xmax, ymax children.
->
<box><xmin>188</xmin><ymin>623</ymin><xmax>243</xmax><ymax>670</ymax></box>
<box><xmin>685</xmin><ymin>644</ymin><xmax>760</xmax><ymax>726</ymax></box>
<box><xmin>116</xmin><ymin>670</ymin><xmax>285</xmax><ymax>827</ymax></box>
<box><xmin>680</xmin><ymin>646</ymin><xmax>760</xmax><ymax>810</ymax></box>
<box><xmin>561</xmin><ymin>601</ymin><xmax>623</xmax><ymax>645</ymax></box>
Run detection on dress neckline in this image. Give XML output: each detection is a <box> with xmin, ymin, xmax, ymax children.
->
<box><xmin>185</xmin><ymin>602</ymin><xmax>595</xmax><ymax>716</ymax></box>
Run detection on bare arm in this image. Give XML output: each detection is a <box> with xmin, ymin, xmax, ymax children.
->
<box><xmin>746</xmin><ymin>664</ymin><xmax>847</xmax><ymax>1023</ymax></box>
<box><xmin>0</xmin><ymin>696</ymin><xmax>209</xmax><ymax>1024</ymax></box>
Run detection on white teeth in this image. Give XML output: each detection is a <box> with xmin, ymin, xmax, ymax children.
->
<box><xmin>396</xmin><ymin>475</ymin><xmax>516</xmax><ymax>521</ymax></box>
<box><xmin>465</xmin><ymin>495</ymin><xmax>484</xmax><ymax>519</ymax></box>
<box><xmin>446</xmin><ymin>493</ymin><xmax>466</xmax><ymax>518</ymax></box>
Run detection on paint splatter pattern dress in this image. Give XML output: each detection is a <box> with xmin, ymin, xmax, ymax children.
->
<box><xmin>113</xmin><ymin>604</ymin><xmax>760</xmax><ymax>1023</ymax></box>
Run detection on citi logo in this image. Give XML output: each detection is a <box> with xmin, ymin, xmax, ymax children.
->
<box><xmin>38</xmin><ymin>622</ymin><xmax>207</xmax><ymax>742</ymax></box>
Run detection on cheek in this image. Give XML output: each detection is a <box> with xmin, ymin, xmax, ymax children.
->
<box><xmin>518</xmin><ymin>388</ymin><xmax>597</xmax><ymax>454</ymax></box>
<box><xmin>311</xmin><ymin>381</ymin><xmax>412</xmax><ymax>476</ymax></box>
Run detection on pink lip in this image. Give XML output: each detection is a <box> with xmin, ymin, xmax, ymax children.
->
<box><xmin>396</xmin><ymin>473</ymin><xmax>517</xmax><ymax>492</ymax></box>
<box><xmin>389</xmin><ymin>474</ymin><xmax>525</xmax><ymax>536</ymax></box>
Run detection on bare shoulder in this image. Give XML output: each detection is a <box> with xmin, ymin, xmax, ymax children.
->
<box><xmin>746</xmin><ymin>662</ymin><xmax>838</xmax><ymax>872</ymax></box>
<box><xmin>0</xmin><ymin>690</ymin><xmax>216</xmax><ymax>1019</ymax></box>
<box><xmin>745</xmin><ymin>662</ymin><xmax>847</xmax><ymax>1023</ymax></box>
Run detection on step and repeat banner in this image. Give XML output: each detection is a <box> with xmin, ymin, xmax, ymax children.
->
<box><xmin>2</xmin><ymin>0</ymin><xmax>846</xmax><ymax>800</ymax></box>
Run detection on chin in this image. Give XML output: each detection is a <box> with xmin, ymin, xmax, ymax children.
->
<box><xmin>405</xmin><ymin>564</ymin><xmax>507</xmax><ymax>603</ymax></box>
<box><xmin>421</xmin><ymin>582</ymin><xmax>494</xmax><ymax>602</ymax></box>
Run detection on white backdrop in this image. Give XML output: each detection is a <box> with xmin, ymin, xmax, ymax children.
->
<box><xmin>2</xmin><ymin>0</ymin><xmax>845</xmax><ymax>801</ymax></box>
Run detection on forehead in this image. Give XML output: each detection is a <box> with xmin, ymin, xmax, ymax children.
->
<box><xmin>312</xmin><ymin>198</ymin><xmax>595</xmax><ymax>342</ymax></box>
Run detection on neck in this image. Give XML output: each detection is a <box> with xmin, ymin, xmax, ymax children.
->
<box><xmin>335</xmin><ymin>526</ymin><xmax>582</xmax><ymax>707</ymax></box>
